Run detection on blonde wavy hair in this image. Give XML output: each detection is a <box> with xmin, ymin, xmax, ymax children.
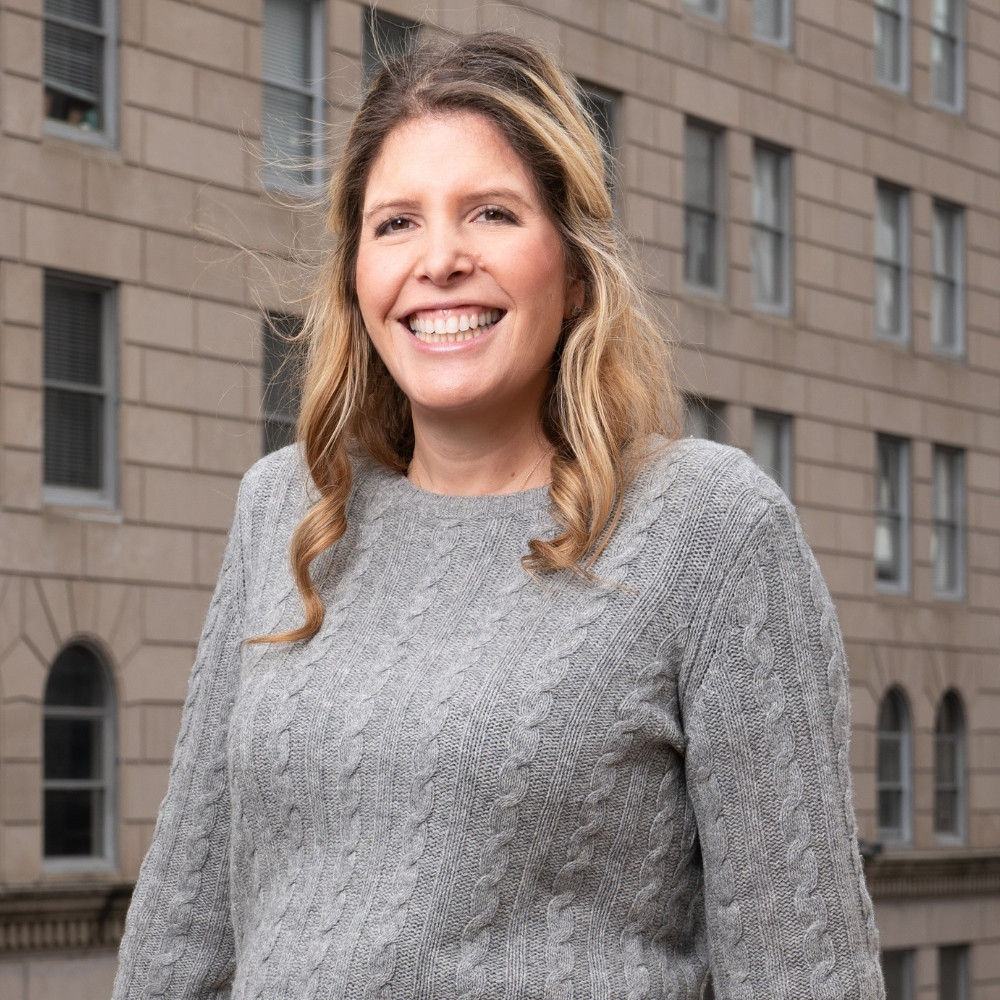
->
<box><xmin>264</xmin><ymin>31</ymin><xmax>679</xmax><ymax>644</ymax></box>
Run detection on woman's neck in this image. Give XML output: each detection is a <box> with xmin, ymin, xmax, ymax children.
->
<box><xmin>408</xmin><ymin>414</ymin><xmax>553</xmax><ymax>496</ymax></box>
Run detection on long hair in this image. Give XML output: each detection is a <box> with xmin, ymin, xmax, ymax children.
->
<box><xmin>262</xmin><ymin>31</ymin><xmax>678</xmax><ymax>644</ymax></box>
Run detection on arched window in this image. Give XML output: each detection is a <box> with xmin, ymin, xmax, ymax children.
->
<box><xmin>877</xmin><ymin>687</ymin><xmax>911</xmax><ymax>844</ymax></box>
<box><xmin>934</xmin><ymin>690</ymin><xmax>966</xmax><ymax>841</ymax></box>
<box><xmin>43</xmin><ymin>642</ymin><xmax>115</xmax><ymax>864</ymax></box>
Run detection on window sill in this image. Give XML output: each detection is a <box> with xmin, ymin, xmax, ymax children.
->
<box><xmin>43</xmin><ymin>495</ymin><xmax>121</xmax><ymax>523</ymax></box>
<box><xmin>44</xmin><ymin>119</ymin><xmax>117</xmax><ymax>152</ymax></box>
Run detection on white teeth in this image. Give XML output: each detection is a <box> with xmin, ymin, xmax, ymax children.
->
<box><xmin>407</xmin><ymin>309</ymin><xmax>502</xmax><ymax>343</ymax></box>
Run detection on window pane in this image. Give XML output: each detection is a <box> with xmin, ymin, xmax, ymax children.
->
<box><xmin>753</xmin><ymin>0</ymin><xmax>783</xmax><ymax>40</ymax></box>
<box><xmin>579</xmin><ymin>86</ymin><xmax>617</xmax><ymax>192</ymax></box>
<box><xmin>362</xmin><ymin>9</ymin><xmax>418</xmax><ymax>82</ymax></box>
<box><xmin>752</xmin><ymin>228</ymin><xmax>783</xmax><ymax>305</ymax></box>
<box><xmin>878</xmin><ymin>788</ymin><xmax>902</xmax><ymax>833</ymax></box>
<box><xmin>932</xmin><ymin>35</ymin><xmax>958</xmax><ymax>105</ymax></box>
<box><xmin>46</xmin><ymin>645</ymin><xmax>107</xmax><ymax>706</ymax></box>
<box><xmin>45</xmin><ymin>716</ymin><xmax>102</xmax><ymax>780</ymax></box>
<box><xmin>263</xmin><ymin>0</ymin><xmax>312</xmax><ymax>85</ymax></box>
<box><xmin>875</xmin><ymin>11</ymin><xmax>902</xmax><ymax>84</ymax></box>
<box><xmin>262</xmin><ymin>84</ymin><xmax>315</xmax><ymax>183</ymax></box>
<box><xmin>876</xmin><ymin>262</ymin><xmax>902</xmax><ymax>337</ymax></box>
<box><xmin>882</xmin><ymin>950</ymin><xmax>912</xmax><ymax>1000</ymax></box>
<box><xmin>685</xmin><ymin>210</ymin><xmax>717</xmax><ymax>287</ymax></box>
<box><xmin>44</xmin><ymin>787</ymin><xmax>103</xmax><ymax>856</ymax></box>
<box><xmin>753</xmin><ymin>149</ymin><xmax>779</xmax><ymax>226</ymax></box>
<box><xmin>685</xmin><ymin>127</ymin><xmax>716</xmax><ymax>210</ymax></box>
<box><xmin>932</xmin><ymin>0</ymin><xmax>958</xmax><ymax>33</ymax></box>
<box><xmin>45</xmin><ymin>0</ymin><xmax>102</xmax><ymax>25</ymax></box>
<box><xmin>876</xmin><ymin>189</ymin><xmax>902</xmax><ymax>260</ymax></box>
<box><xmin>44</xmin><ymin>388</ymin><xmax>104</xmax><ymax>490</ymax></box>
<box><xmin>879</xmin><ymin>734</ymin><xmax>902</xmax><ymax>783</ymax></box>
<box><xmin>44</xmin><ymin>281</ymin><xmax>103</xmax><ymax>385</ymax></box>
<box><xmin>939</xmin><ymin>946</ymin><xmax>968</xmax><ymax>1000</ymax></box>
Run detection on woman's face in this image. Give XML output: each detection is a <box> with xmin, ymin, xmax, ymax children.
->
<box><xmin>355</xmin><ymin>110</ymin><xmax>580</xmax><ymax>427</ymax></box>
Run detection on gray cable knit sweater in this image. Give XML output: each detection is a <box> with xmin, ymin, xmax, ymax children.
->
<box><xmin>112</xmin><ymin>438</ymin><xmax>884</xmax><ymax>1000</ymax></box>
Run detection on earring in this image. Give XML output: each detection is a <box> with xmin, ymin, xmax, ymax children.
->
<box><xmin>570</xmin><ymin>304</ymin><xmax>582</xmax><ymax>318</ymax></box>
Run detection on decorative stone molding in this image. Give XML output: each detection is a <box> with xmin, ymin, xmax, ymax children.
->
<box><xmin>864</xmin><ymin>852</ymin><xmax>1000</xmax><ymax>899</ymax></box>
<box><xmin>0</xmin><ymin>882</ymin><xmax>132</xmax><ymax>953</ymax></box>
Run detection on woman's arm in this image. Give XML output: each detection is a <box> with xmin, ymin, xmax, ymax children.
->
<box><xmin>112</xmin><ymin>468</ymin><xmax>255</xmax><ymax>1000</ymax></box>
<box><xmin>681</xmin><ymin>488</ymin><xmax>884</xmax><ymax>1000</ymax></box>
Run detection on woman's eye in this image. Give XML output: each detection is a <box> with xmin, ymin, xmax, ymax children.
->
<box><xmin>376</xmin><ymin>216</ymin><xmax>411</xmax><ymax>236</ymax></box>
<box><xmin>478</xmin><ymin>206</ymin><xmax>514</xmax><ymax>223</ymax></box>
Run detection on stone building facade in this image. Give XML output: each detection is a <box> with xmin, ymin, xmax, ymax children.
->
<box><xmin>0</xmin><ymin>0</ymin><xmax>997</xmax><ymax>997</ymax></box>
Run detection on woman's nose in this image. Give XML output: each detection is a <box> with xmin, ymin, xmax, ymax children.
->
<box><xmin>415</xmin><ymin>225</ymin><xmax>474</xmax><ymax>285</ymax></box>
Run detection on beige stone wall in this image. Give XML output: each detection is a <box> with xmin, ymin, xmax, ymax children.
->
<box><xmin>1</xmin><ymin>0</ymin><xmax>997</xmax><ymax>996</ymax></box>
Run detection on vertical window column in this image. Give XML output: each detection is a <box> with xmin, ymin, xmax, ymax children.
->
<box><xmin>932</xmin><ymin>445</ymin><xmax>964</xmax><ymax>597</ymax></box>
<box><xmin>931</xmin><ymin>0</ymin><xmax>964</xmax><ymax>109</ymax></box>
<box><xmin>261</xmin><ymin>0</ymin><xmax>325</xmax><ymax>191</ymax></box>
<box><xmin>875</xmin><ymin>435</ymin><xmax>910</xmax><ymax>590</ymax></box>
<box><xmin>43</xmin><ymin>273</ymin><xmax>117</xmax><ymax>506</ymax></box>
<box><xmin>684</xmin><ymin>121</ymin><xmax>724</xmax><ymax>294</ymax></box>
<box><xmin>752</xmin><ymin>142</ymin><xmax>792</xmax><ymax>313</ymax></box>
<box><xmin>875</xmin><ymin>0</ymin><xmax>909</xmax><ymax>90</ymax></box>
<box><xmin>44</xmin><ymin>643</ymin><xmax>116</xmax><ymax>865</ymax></box>
<box><xmin>931</xmin><ymin>201</ymin><xmax>964</xmax><ymax>356</ymax></box>
<box><xmin>933</xmin><ymin>691</ymin><xmax>966</xmax><ymax>841</ymax></box>
<box><xmin>43</xmin><ymin>0</ymin><xmax>117</xmax><ymax>143</ymax></box>
<box><xmin>875</xmin><ymin>183</ymin><xmax>909</xmax><ymax>343</ymax></box>
<box><xmin>877</xmin><ymin>688</ymin><xmax>912</xmax><ymax>844</ymax></box>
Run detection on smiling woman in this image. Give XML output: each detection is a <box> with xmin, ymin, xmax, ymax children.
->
<box><xmin>112</xmin><ymin>31</ymin><xmax>885</xmax><ymax>1000</ymax></box>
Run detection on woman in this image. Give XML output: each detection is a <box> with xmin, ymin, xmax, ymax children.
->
<box><xmin>113</xmin><ymin>32</ymin><xmax>884</xmax><ymax>1000</ymax></box>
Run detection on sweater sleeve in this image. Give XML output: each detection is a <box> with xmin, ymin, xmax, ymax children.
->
<box><xmin>681</xmin><ymin>492</ymin><xmax>885</xmax><ymax>1000</ymax></box>
<box><xmin>112</xmin><ymin>468</ymin><xmax>255</xmax><ymax>1000</ymax></box>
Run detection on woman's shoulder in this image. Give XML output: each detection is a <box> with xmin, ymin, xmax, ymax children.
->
<box><xmin>641</xmin><ymin>435</ymin><xmax>787</xmax><ymax>514</ymax></box>
<box><xmin>238</xmin><ymin>443</ymin><xmax>311</xmax><ymax>512</ymax></box>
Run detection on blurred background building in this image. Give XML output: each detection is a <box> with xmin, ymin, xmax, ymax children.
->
<box><xmin>0</xmin><ymin>0</ymin><xmax>997</xmax><ymax>997</ymax></box>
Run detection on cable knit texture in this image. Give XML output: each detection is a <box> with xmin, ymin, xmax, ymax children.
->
<box><xmin>112</xmin><ymin>438</ymin><xmax>884</xmax><ymax>1000</ymax></box>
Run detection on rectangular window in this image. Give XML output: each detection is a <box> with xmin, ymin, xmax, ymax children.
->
<box><xmin>261</xmin><ymin>0</ymin><xmax>325</xmax><ymax>191</ymax></box>
<box><xmin>882</xmin><ymin>949</ymin><xmax>915</xmax><ymax>1000</ymax></box>
<box><xmin>753</xmin><ymin>0</ymin><xmax>792</xmax><ymax>46</ymax></box>
<box><xmin>939</xmin><ymin>945</ymin><xmax>969</xmax><ymax>1000</ymax></box>
<box><xmin>684</xmin><ymin>397</ymin><xmax>727</xmax><ymax>443</ymax></box>
<box><xmin>753</xmin><ymin>410</ymin><xmax>793</xmax><ymax>496</ymax></box>
<box><xmin>43</xmin><ymin>0</ymin><xmax>117</xmax><ymax>144</ymax></box>
<box><xmin>362</xmin><ymin>7</ymin><xmax>419</xmax><ymax>83</ymax></box>
<box><xmin>931</xmin><ymin>0</ymin><xmax>963</xmax><ymax>109</ymax></box>
<box><xmin>686</xmin><ymin>0</ymin><xmax>723</xmax><ymax>18</ymax></box>
<box><xmin>932</xmin><ymin>445</ymin><xmax>964</xmax><ymax>598</ymax></box>
<box><xmin>43</xmin><ymin>273</ymin><xmax>117</xmax><ymax>507</ymax></box>
<box><xmin>875</xmin><ymin>0</ymin><xmax>909</xmax><ymax>89</ymax></box>
<box><xmin>685</xmin><ymin>121</ymin><xmax>724</xmax><ymax>294</ymax></box>
<box><xmin>578</xmin><ymin>83</ymin><xmax>619</xmax><ymax>197</ymax></box>
<box><xmin>875</xmin><ymin>435</ymin><xmax>909</xmax><ymax>590</ymax></box>
<box><xmin>875</xmin><ymin>183</ymin><xmax>910</xmax><ymax>343</ymax></box>
<box><xmin>752</xmin><ymin>142</ymin><xmax>791</xmax><ymax>313</ymax></box>
<box><xmin>931</xmin><ymin>201</ymin><xmax>964</xmax><ymax>355</ymax></box>
<box><xmin>262</xmin><ymin>313</ymin><xmax>304</xmax><ymax>454</ymax></box>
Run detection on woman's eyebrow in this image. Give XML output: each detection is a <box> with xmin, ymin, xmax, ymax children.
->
<box><xmin>362</xmin><ymin>188</ymin><xmax>534</xmax><ymax>224</ymax></box>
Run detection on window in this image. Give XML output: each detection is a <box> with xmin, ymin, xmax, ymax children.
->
<box><xmin>877</xmin><ymin>688</ymin><xmax>911</xmax><ymax>844</ymax></box>
<box><xmin>875</xmin><ymin>0</ymin><xmax>909</xmax><ymax>90</ymax></box>
<box><xmin>684</xmin><ymin>397</ymin><xmax>727</xmax><ymax>443</ymax></box>
<box><xmin>752</xmin><ymin>143</ymin><xmax>791</xmax><ymax>313</ymax></box>
<box><xmin>931</xmin><ymin>201</ymin><xmax>964</xmax><ymax>355</ymax></box>
<box><xmin>875</xmin><ymin>183</ymin><xmax>910</xmax><ymax>343</ymax></box>
<box><xmin>753</xmin><ymin>0</ymin><xmax>792</xmax><ymax>47</ymax></box>
<box><xmin>875</xmin><ymin>435</ymin><xmax>909</xmax><ymax>590</ymax></box>
<box><xmin>934</xmin><ymin>691</ymin><xmax>966</xmax><ymax>841</ymax></box>
<box><xmin>262</xmin><ymin>313</ymin><xmax>304</xmax><ymax>454</ymax></box>
<box><xmin>686</xmin><ymin>0</ymin><xmax>723</xmax><ymax>19</ymax></box>
<box><xmin>685</xmin><ymin>121</ymin><xmax>724</xmax><ymax>293</ymax></box>
<box><xmin>44</xmin><ymin>273</ymin><xmax>117</xmax><ymax>506</ymax></box>
<box><xmin>882</xmin><ymin>949</ymin><xmax>915</xmax><ymax>1000</ymax></box>
<box><xmin>932</xmin><ymin>445</ymin><xmax>964</xmax><ymax>597</ymax></box>
<box><xmin>578</xmin><ymin>83</ymin><xmax>619</xmax><ymax>196</ymax></box>
<box><xmin>261</xmin><ymin>0</ymin><xmax>325</xmax><ymax>190</ymax></box>
<box><xmin>362</xmin><ymin>7</ymin><xmax>419</xmax><ymax>83</ymax></box>
<box><xmin>43</xmin><ymin>0</ymin><xmax>117</xmax><ymax>143</ymax></box>
<box><xmin>938</xmin><ymin>945</ymin><xmax>969</xmax><ymax>1000</ymax></box>
<box><xmin>752</xmin><ymin>410</ymin><xmax>793</xmax><ymax>496</ymax></box>
<box><xmin>44</xmin><ymin>643</ymin><xmax>115</xmax><ymax>864</ymax></box>
<box><xmin>931</xmin><ymin>0</ymin><xmax>963</xmax><ymax>109</ymax></box>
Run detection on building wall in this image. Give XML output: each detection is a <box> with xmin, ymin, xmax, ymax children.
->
<box><xmin>0</xmin><ymin>0</ymin><xmax>997</xmax><ymax>996</ymax></box>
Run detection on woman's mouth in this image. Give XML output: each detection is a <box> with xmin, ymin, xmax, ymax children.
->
<box><xmin>406</xmin><ymin>309</ymin><xmax>504</xmax><ymax>343</ymax></box>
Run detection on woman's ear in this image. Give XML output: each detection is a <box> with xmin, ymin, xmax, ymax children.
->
<box><xmin>563</xmin><ymin>277</ymin><xmax>585</xmax><ymax>319</ymax></box>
